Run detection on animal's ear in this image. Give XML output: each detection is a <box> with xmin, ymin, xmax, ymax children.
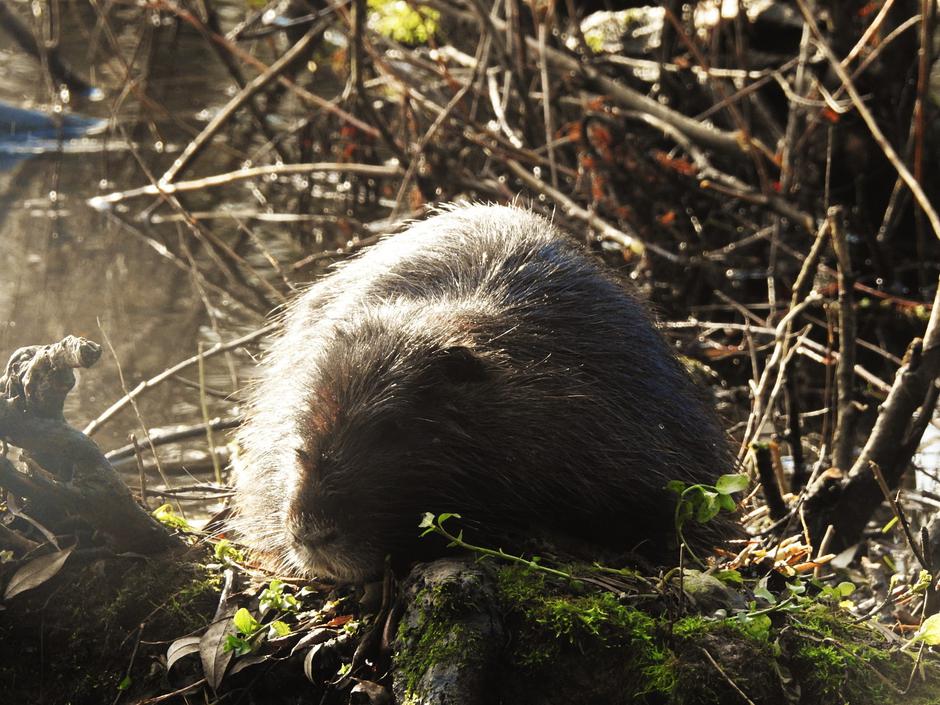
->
<box><xmin>435</xmin><ymin>346</ymin><xmax>489</xmax><ymax>385</ymax></box>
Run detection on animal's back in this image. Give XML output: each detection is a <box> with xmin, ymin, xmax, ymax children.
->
<box><xmin>234</xmin><ymin>204</ymin><xmax>736</xmax><ymax>580</ymax></box>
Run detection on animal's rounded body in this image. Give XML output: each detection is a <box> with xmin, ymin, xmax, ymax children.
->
<box><xmin>233</xmin><ymin>204</ymin><xmax>735</xmax><ymax>582</ymax></box>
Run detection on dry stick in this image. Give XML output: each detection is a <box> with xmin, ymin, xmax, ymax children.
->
<box><xmin>102</xmin><ymin>211</ymin><xmax>262</xmax><ymax>318</ymax></box>
<box><xmin>795</xmin><ymin>340</ymin><xmax>892</xmax><ymax>395</ymax></box>
<box><xmin>131</xmin><ymin>434</ymin><xmax>147</xmax><ymax>508</ymax></box>
<box><xmin>428</xmin><ymin>0</ymin><xmax>744</xmax><ymax>157</ymax></box>
<box><xmin>89</xmin><ymin>162</ymin><xmax>402</xmax><ymax>207</ymax></box>
<box><xmin>870</xmin><ymin>461</ymin><xmax>928</xmax><ymax>570</ymax></box>
<box><xmin>808</xmin><ymin>273</ymin><xmax>940</xmax><ymax>550</ymax></box>
<box><xmin>913</xmin><ymin>0</ymin><xmax>935</xmax><ymax>292</ymax></box>
<box><xmin>830</xmin><ymin>206</ymin><xmax>857</xmax><ymax>472</ymax></box>
<box><xmin>770</xmin><ymin>21</ymin><xmax>812</xmax><ymax>312</ymax></box>
<box><xmin>698</xmin><ymin>648</ymin><xmax>758</xmax><ymax>705</ymax></box>
<box><xmin>197</xmin><ymin>343</ymin><xmax>223</xmax><ymax>486</ymax></box>
<box><xmin>107</xmin><ymin>418</ymin><xmax>240</xmax><ymax>462</ymax></box>
<box><xmin>503</xmin><ymin>159</ymin><xmax>681</xmax><ymax>264</ymax></box>
<box><xmin>83</xmin><ymin>323</ymin><xmax>277</xmax><ymax>438</ymax></box>
<box><xmin>233</xmin><ymin>218</ymin><xmax>296</xmax><ymax>293</ymax></box>
<box><xmin>660</xmin><ymin>7</ymin><xmax>774</xmax><ymax>185</ymax></box>
<box><xmin>608</xmin><ymin>108</ymin><xmax>815</xmax><ymax>233</ymax></box>
<box><xmin>391</xmin><ymin>19</ymin><xmax>493</xmax><ymax>217</ymax></box>
<box><xmin>113</xmin><ymin>125</ymin><xmax>278</xmax><ymax>315</ymax></box>
<box><xmin>193</xmin><ymin>0</ymin><xmax>291</xmax><ymax>164</ymax></box>
<box><xmin>748</xmin><ymin>330</ymin><xmax>811</xmax><ymax>463</ymax></box>
<box><xmin>150</xmin><ymin>0</ymin><xmax>378</xmax><ymax>139</ymax></box>
<box><xmin>97</xmin><ymin>324</ymin><xmax>178</xmax><ymax>514</ymax></box>
<box><xmin>535</xmin><ymin>11</ymin><xmax>558</xmax><ymax>189</ymax></box>
<box><xmin>465</xmin><ymin>0</ymin><xmax>535</xmax><ymax>143</ymax></box>
<box><xmin>813</xmin><ymin>524</ymin><xmax>835</xmax><ymax>579</ymax></box>
<box><xmin>753</xmin><ymin>442</ymin><xmax>788</xmax><ymax>521</ymax></box>
<box><xmin>0</xmin><ymin>0</ymin><xmax>92</xmax><ymax>94</ymax></box>
<box><xmin>795</xmin><ymin>0</ymin><xmax>940</xmax><ymax>241</ymax></box>
<box><xmin>738</xmin><ymin>220</ymin><xmax>831</xmax><ymax>460</ymax></box>
<box><xmin>159</xmin><ymin>21</ymin><xmax>328</xmax><ymax>186</ymax></box>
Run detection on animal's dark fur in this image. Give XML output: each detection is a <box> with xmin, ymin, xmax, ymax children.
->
<box><xmin>233</xmin><ymin>203</ymin><xmax>737</xmax><ymax>582</ymax></box>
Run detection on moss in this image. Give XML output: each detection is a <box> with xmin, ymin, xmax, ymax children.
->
<box><xmin>1</xmin><ymin>547</ymin><xmax>221</xmax><ymax>705</ymax></box>
<box><xmin>495</xmin><ymin>565</ymin><xmax>676</xmax><ymax>701</ymax></box>
<box><xmin>786</xmin><ymin>608</ymin><xmax>920</xmax><ymax>704</ymax></box>
<box><xmin>394</xmin><ymin>572</ymin><xmax>488</xmax><ymax>700</ymax></box>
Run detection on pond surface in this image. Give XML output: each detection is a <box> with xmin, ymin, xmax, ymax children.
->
<box><xmin>0</xmin><ymin>1</ymin><xmax>357</xmax><ymax>504</ymax></box>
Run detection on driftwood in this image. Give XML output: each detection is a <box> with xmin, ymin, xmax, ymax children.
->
<box><xmin>0</xmin><ymin>337</ymin><xmax>178</xmax><ymax>554</ymax></box>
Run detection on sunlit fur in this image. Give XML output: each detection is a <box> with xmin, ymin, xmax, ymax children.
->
<box><xmin>231</xmin><ymin>203</ymin><xmax>737</xmax><ymax>582</ymax></box>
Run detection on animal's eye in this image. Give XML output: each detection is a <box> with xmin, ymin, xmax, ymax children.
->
<box><xmin>295</xmin><ymin>447</ymin><xmax>323</xmax><ymax>484</ymax></box>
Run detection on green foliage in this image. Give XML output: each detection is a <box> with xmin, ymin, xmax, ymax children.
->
<box><xmin>224</xmin><ymin>634</ymin><xmax>253</xmax><ymax>656</ymax></box>
<box><xmin>213</xmin><ymin>539</ymin><xmax>244</xmax><ymax>564</ymax></box>
<box><xmin>915</xmin><ymin>613</ymin><xmax>940</xmax><ymax>646</ymax></box>
<box><xmin>152</xmin><ymin>503</ymin><xmax>193</xmax><ymax>532</ymax></box>
<box><xmin>667</xmin><ymin>473</ymin><xmax>747</xmax><ymax>560</ymax></box>
<box><xmin>367</xmin><ymin>0</ymin><xmax>439</xmax><ymax>45</ymax></box>
<box><xmin>259</xmin><ymin>579</ymin><xmax>300</xmax><ymax>614</ymax></box>
<box><xmin>420</xmin><ymin>512</ymin><xmax>574</xmax><ymax>580</ymax></box>
<box><xmin>233</xmin><ymin>607</ymin><xmax>262</xmax><ymax>636</ymax></box>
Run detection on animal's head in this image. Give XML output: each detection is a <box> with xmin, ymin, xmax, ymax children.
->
<box><xmin>280</xmin><ymin>314</ymin><xmax>496</xmax><ymax>582</ymax></box>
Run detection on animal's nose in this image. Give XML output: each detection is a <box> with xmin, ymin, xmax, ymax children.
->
<box><xmin>294</xmin><ymin>526</ymin><xmax>338</xmax><ymax>547</ymax></box>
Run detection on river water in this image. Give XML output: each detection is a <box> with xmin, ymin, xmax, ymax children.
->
<box><xmin>0</xmin><ymin>1</ymin><xmax>357</xmax><ymax>503</ymax></box>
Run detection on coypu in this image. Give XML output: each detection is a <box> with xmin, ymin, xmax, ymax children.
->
<box><xmin>233</xmin><ymin>203</ymin><xmax>737</xmax><ymax>582</ymax></box>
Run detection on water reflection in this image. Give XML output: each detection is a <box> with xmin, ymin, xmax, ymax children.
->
<box><xmin>0</xmin><ymin>0</ymin><xmax>333</xmax><ymax>496</ymax></box>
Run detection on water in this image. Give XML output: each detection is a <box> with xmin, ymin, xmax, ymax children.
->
<box><xmin>0</xmin><ymin>1</ymin><xmax>353</xmax><ymax>502</ymax></box>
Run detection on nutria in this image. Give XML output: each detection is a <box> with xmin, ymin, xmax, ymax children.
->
<box><xmin>233</xmin><ymin>203</ymin><xmax>737</xmax><ymax>582</ymax></box>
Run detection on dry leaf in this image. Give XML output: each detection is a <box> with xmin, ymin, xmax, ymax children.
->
<box><xmin>4</xmin><ymin>546</ymin><xmax>75</xmax><ymax>600</ymax></box>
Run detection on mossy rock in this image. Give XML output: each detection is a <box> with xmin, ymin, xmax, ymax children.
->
<box><xmin>391</xmin><ymin>560</ymin><xmax>940</xmax><ymax>705</ymax></box>
<box><xmin>0</xmin><ymin>546</ymin><xmax>221</xmax><ymax>704</ymax></box>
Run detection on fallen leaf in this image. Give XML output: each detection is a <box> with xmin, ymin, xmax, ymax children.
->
<box><xmin>200</xmin><ymin>612</ymin><xmax>236</xmax><ymax>690</ymax></box>
<box><xmin>166</xmin><ymin>636</ymin><xmax>201</xmax><ymax>673</ymax></box>
<box><xmin>4</xmin><ymin>546</ymin><xmax>75</xmax><ymax>600</ymax></box>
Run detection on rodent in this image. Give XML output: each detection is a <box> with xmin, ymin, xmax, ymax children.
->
<box><xmin>232</xmin><ymin>203</ymin><xmax>738</xmax><ymax>582</ymax></box>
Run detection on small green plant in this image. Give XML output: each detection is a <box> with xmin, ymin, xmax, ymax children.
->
<box><xmin>259</xmin><ymin>579</ymin><xmax>300</xmax><ymax>615</ymax></box>
<box><xmin>225</xmin><ymin>607</ymin><xmax>264</xmax><ymax>655</ymax></box>
<box><xmin>914</xmin><ymin>613</ymin><xmax>940</xmax><ymax>646</ymax></box>
<box><xmin>213</xmin><ymin>539</ymin><xmax>244</xmax><ymax>564</ymax></box>
<box><xmin>667</xmin><ymin>473</ymin><xmax>747</xmax><ymax>561</ymax></box>
<box><xmin>419</xmin><ymin>513</ymin><xmax>575</xmax><ymax>580</ymax></box>
<box><xmin>367</xmin><ymin>0</ymin><xmax>439</xmax><ymax>45</ymax></box>
<box><xmin>152</xmin><ymin>504</ymin><xmax>193</xmax><ymax>532</ymax></box>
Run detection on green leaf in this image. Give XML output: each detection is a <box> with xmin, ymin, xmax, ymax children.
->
<box><xmin>915</xmin><ymin>614</ymin><xmax>940</xmax><ymax>645</ymax></box>
<box><xmin>268</xmin><ymin>620</ymin><xmax>291</xmax><ymax>638</ymax></box>
<box><xmin>223</xmin><ymin>635</ymin><xmax>253</xmax><ymax>656</ymax></box>
<box><xmin>233</xmin><ymin>608</ymin><xmax>261</xmax><ymax>636</ymax></box>
<box><xmin>835</xmin><ymin>581</ymin><xmax>855</xmax><ymax>597</ymax></box>
<box><xmin>117</xmin><ymin>675</ymin><xmax>132</xmax><ymax>691</ymax></box>
<box><xmin>717</xmin><ymin>493</ymin><xmax>736</xmax><ymax>512</ymax></box>
<box><xmin>754</xmin><ymin>576</ymin><xmax>776</xmax><ymax>605</ymax></box>
<box><xmin>786</xmin><ymin>578</ymin><xmax>806</xmax><ymax>596</ymax></box>
<box><xmin>715</xmin><ymin>473</ymin><xmax>749</xmax><ymax>495</ymax></box>
<box><xmin>418</xmin><ymin>512</ymin><xmax>436</xmax><ymax>529</ymax></box>
<box><xmin>666</xmin><ymin>480</ymin><xmax>687</xmax><ymax>494</ymax></box>
<box><xmin>214</xmin><ymin>539</ymin><xmax>245</xmax><ymax>563</ymax></box>
<box><xmin>152</xmin><ymin>503</ymin><xmax>193</xmax><ymax>532</ymax></box>
<box><xmin>714</xmin><ymin>569</ymin><xmax>743</xmax><ymax>585</ymax></box>
<box><xmin>695</xmin><ymin>492</ymin><xmax>721</xmax><ymax>523</ymax></box>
